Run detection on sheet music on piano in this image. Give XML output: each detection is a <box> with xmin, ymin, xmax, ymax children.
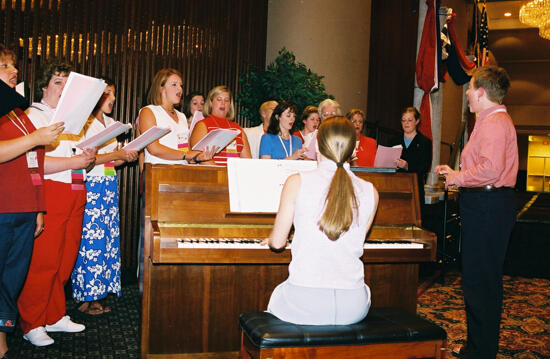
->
<box><xmin>227</xmin><ymin>158</ymin><xmax>317</xmax><ymax>213</ymax></box>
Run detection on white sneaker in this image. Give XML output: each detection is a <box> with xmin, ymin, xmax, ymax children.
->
<box><xmin>45</xmin><ymin>315</ymin><xmax>85</xmax><ymax>333</ymax></box>
<box><xmin>23</xmin><ymin>326</ymin><xmax>55</xmax><ymax>346</ymax></box>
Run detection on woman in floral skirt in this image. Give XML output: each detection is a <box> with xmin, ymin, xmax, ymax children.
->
<box><xmin>71</xmin><ymin>78</ymin><xmax>138</xmax><ymax>315</ymax></box>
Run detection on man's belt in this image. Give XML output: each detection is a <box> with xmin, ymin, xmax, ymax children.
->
<box><xmin>459</xmin><ymin>185</ymin><xmax>514</xmax><ymax>193</ymax></box>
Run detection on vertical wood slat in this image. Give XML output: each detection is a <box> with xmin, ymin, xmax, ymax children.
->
<box><xmin>0</xmin><ymin>0</ymin><xmax>268</xmax><ymax>270</ymax></box>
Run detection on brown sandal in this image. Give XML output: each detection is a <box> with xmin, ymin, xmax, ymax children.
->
<box><xmin>77</xmin><ymin>301</ymin><xmax>110</xmax><ymax>315</ymax></box>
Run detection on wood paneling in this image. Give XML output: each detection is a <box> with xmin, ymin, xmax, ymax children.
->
<box><xmin>367</xmin><ymin>0</ymin><xmax>419</xmax><ymax>140</ymax></box>
<box><xmin>0</xmin><ymin>0</ymin><xmax>268</xmax><ymax>269</ymax></box>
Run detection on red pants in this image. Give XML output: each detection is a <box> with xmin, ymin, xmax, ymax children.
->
<box><xmin>17</xmin><ymin>180</ymin><xmax>86</xmax><ymax>333</ymax></box>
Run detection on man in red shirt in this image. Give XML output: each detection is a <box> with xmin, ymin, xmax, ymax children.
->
<box><xmin>436</xmin><ymin>66</ymin><xmax>518</xmax><ymax>359</ymax></box>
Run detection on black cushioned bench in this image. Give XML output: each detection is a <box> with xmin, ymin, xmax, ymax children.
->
<box><xmin>239</xmin><ymin>307</ymin><xmax>447</xmax><ymax>359</ymax></box>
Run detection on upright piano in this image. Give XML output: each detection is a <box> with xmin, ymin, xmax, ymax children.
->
<box><xmin>141</xmin><ymin>164</ymin><xmax>436</xmax><ymax>358</ymax></box>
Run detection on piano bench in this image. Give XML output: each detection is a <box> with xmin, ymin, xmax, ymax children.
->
<box><xmin>239</xmin><ymin>307</ymin><xmax>447</xmax><ymax>359</ymax></box>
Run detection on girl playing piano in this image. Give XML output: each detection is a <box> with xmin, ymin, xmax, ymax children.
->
<box><xmin>264</xmin><ymin>116</ymin><xmax>379</xmax><ymax>325</ymax></box>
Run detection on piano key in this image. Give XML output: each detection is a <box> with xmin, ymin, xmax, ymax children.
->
<box><xmin>176</xmin><ymin>238</ymin><xmax>424</xmax><ymax>249</ymax></box>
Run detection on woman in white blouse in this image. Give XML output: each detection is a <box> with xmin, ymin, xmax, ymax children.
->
<box><xmin>139</xmin><ymin>68</ymin><xmax>215</xmax><ymax>165</ymax></box>
<box><xmin>264</xmin><ymin>117</ymin><xmax>379</xmax><ymax>325</ymax></box>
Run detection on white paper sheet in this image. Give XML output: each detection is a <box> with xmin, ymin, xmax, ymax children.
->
<box><xmin>76</xmin><ymin>122</ymin><xmax>132</xmax><ymax>149</ymax></box>
<box><xmin>373</xmin><ymin>145</ymin><xmax>402</xmax><ymax>168</ymax></box>
<box><xmin>15</xmin><ymin>82</ymin><xmax>25</xmax><ymax>97</ymax></box>
<box><xmin>188</xmin><ymin>111</ymin><xmax>204</xmax><ymax>134</ymax></box>
<box><xmin>227</xmin><ymin>158</ymin><xmax>317</xmax><ymax>213</ymax></box>
<box><xmin>192</xmin><ymin>128</ymin><xmax>240</xmax><ymax>153</ymax></box>
<box><xmin>53</xmin><ymin>72</ymin><xmax>107</xmax><ymax>135</ymax></box>
<box><xmin>122</xmin><ymin>126</ymin><xmax>170</xmax><ymax>151</ymax></box>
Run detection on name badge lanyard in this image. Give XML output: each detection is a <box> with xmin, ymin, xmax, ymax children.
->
<box><xmin>7</xmin><ymin>111</ymin><xmax>42</xmax><ymax>186</ymax></box>
<box><xmin>278</xmin><ymin>135</ymin><xmax>292</xmax><ymax>158</ymax></box>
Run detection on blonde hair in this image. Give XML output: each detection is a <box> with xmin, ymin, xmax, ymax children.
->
<box><xmin>317</xmin><ymin>117</ymin><xmax>358</xmax><ymax>241</ymax></box>
<box><xmin>318</xmin><ymin>99</ymin><xmax>342</xmax><ymax>119</ymax></box>
<box><xmin>259</xmin><ymin>100</ymin><xmax>278</xmax><ymax>114</ymax></box>
<box><xmin>147</xmin><ymin>68</ymin><xmax>182</xmax><ymax>106</ymax></box>
<box><xmin>203</xmin><ymin>85</ymin><xmax>235</xmax><ymax>119</ymax></box>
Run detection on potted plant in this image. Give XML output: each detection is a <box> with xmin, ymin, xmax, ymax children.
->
<box><xmin>238</xmin><ymin>47</ymin><xmax>333</xmax><ymax>128</ymax></box>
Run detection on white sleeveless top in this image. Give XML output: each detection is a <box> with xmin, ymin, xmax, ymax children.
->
<box><xmin>27</xmin><ymin>101</ymin><xmax>83</xmax><ymax>184</ymax></box>
<box><xmin>80</xmin><ymin>114</ymin><xmax>119</xmax><ymax>177</ymax></box>
<box><xmin>288</xmin><ymin>160</ymin><xmax>376</xmax><ymax>289</ymax></box>
<box><xmin>140</xmin><ymin>105</ymin><xmax>189</xmax><ymax>165</ymax></box>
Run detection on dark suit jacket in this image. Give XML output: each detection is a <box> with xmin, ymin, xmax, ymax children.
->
<box><xmin>388</xmin><ymin>132</ymin><xmax>432</xmax><ymax>200</ymax></box>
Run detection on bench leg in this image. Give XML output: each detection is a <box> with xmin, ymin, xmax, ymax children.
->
<box><xmin>240</xmin><ymin>331</ymin><xmax>256</xmax><ymax>359</ymax></box>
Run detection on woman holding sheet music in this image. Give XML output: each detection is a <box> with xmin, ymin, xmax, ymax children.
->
<box><xmin>263</xmin><ymin>117</ymin><xmax>378</xmax><ymax>325</ymax></box>
<box><xmin>387</xmin><ymin>107</ymin><xmax>432</xmax><ymax>202</ymax></box>
<box><xmin>71</xmin><ymin>78</ymin><xmax>138</xmax><ymax>316</ymax></box>
<box><xmin>259</xmin><ymin>101</ymin><xmax>306</xmax><ymax>160</ymax></box>
<box><xmin>139</xmin><ymin>69</ymin><xmax>215</xmax><ymax>165</ymax></box>
<box><xmin>0</xmin><ymin>44</ymin><xmax>64</xmax><ymax>359</ymax></box>
<box><xmin>190</xmin><ymin>85</ymin><xmax>251</xmax><ymax>166</ymax></box>
<box><xmin>18</xmin><ymin>60</ymin><xmax>97</xmax><ymax>347</ymax></box>
<box><xmin>346</xmin><ymin>109</ymin><xmax>377</xmax><ymax>167</ymax></box>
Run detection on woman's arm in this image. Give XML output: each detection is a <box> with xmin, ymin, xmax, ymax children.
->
<box><xmin>0</xmin><ymin>122</ymin><xmax>64</xmax><ymax>163</ymax></box>
<box><xmin>240</xmin><ymin>130</ymin><xmax>252</xmax><ymax>158</ymax></box>
<box><xmin>95</xmin><ymin>149</ymin><xmax>139</xmax><ymax>167</ymax></box>
<box><xmin>188</xmin><ymin>121</ymin><xmax>217</xmax><ymax>165</ymax></box>
<box><xmin>265</xmin><ymin>174</ymin><xmax>301</xmax><ymax>250</ymax></box>
<box><xmin>140</xmin><ymin>107</ymin><xmax>184</xmax><ymax>161</ymax></box>
<box><xmin>44</xmin><ymin>147</ymin><xmax>97</xmax><ymax>174</ymax></box>
<box><xmin>365</xmin><ymin>187</ymin><xmax>379</xmax><ymax>231</ymax></box>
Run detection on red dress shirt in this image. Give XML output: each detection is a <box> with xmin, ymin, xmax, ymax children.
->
<box><xmin>450</xmin><ymin>105</ymin><xmax>518</xmax><ymax>188</ymax></box>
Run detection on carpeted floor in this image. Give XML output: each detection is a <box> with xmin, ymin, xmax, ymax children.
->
<box><xmin>6</xmin><ymin>272</ymin><xmax>549</xmax><ymax>358</ymax></box>
<box><xmin>417</xmin><ymin>271</ymin><xmax>550</xmax><ymax>359</ymax></box>
<box><xmin>6</xmin><ymin>284</ymin><xmax>141</xmax><ymax>359</ymax></box>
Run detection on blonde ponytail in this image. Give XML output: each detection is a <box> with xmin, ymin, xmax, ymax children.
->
<box><xmin>317</xmin><ymin>117</ymin><xmax>358</xmax><ymax>241</ymax></box>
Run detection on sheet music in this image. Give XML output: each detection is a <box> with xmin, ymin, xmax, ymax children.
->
<box><xmin>53</xmin><ymin>72</ymin><xmax>107</xmax><ymax>135</ymax></box>
<box><xmin>374</xmin><ymin>145</ymin><xmax>402</xmax><ymax>168</ymax></box>
<box><xmin>304</xmin><ymin>130</ymin><xmax>318</xmax><ymax>160</ymax></box>
<box><xmin>77</xmin><ymin>122</ymin><xmax>132</xmax><ymax>149</ymax></box>
<box><xmin>16</xmin><ymin>82</ymin><xmax>25</xmax><ymax>97</ymax></box>
<box><xmin>192</xmin><ymin>128</ymin><xmax>240</xmax><ymax>153</ymax></box>
<box><xmin>122</xmin><ymin>126</ymin><xmax>170</xmax><ymax>151</ymax></box>
<box><xmin>227</xmin><ymin>158</ymin><xmax>317</xmax><ymax>213</ymax></box>
<box><xmin>188</xmin><ymin>111</ymin><xmax>204</xmax><ymax>134</ymax></box>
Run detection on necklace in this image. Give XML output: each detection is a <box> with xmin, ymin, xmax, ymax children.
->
<box><xmin>277</xmin><ymin>135</ymin><xmax>292</xmax><ymax>158</ymax></box>
<box><xmin>163</xmin><ymin>106</ymin><xmax>176</xmax><ymax>116</ymax></box>
<box><xmin>7</xmin><ymin>111</ymin><xmax>30</xmax><ymax>136</ymax></box>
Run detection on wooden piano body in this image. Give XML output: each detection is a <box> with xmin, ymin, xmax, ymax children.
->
<box><xmin>141</xmin><ymin>164</ymin><xmax>436</xmax><ymax>358</ymax></box>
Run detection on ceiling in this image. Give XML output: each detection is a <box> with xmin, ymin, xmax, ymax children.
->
<box><xmin>480</xmin><ymin>1</ymin><xmax>550</xmax><ymax>63</ymax></box>
<box><xmin>484</xmin><ymin>1</ymin><xmax>550</xmax><ymax>119</ymax></box>
<box><xmin>486</xmin><ymin>1</ymin><xmax>531</xmax><ymax>30</ymax></box>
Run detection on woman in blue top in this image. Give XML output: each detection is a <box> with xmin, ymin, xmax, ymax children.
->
<box><xmin>259</xmin><ymin>101</ymin><xmax>306</xmax><ymax>160</ymax></box>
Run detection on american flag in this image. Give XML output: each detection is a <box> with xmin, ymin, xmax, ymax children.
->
<box><xmin>477</xmin><ymin>3</ymin><xmax>490</xmax><ymax>67</ymax></box>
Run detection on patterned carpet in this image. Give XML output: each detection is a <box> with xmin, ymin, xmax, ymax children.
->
<box><xmin>417</xmin><ymin>271</ymin><xmax>550</xmax><ymax>359</ymax></box>
<box><xmin>6</xmin><ymin>284</ymin><xmax>141</xmax><ymax>359</ymax></box>
<box><xmin>5</xmin><ymin>272</ymin><xmax>549</xmax><ymax>358</ymax></box>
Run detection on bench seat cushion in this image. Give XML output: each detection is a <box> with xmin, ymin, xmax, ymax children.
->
<box><xmin>239</xmin><ymin>307</ymin><xmax>446</xmax><ymax>349</ymax></box>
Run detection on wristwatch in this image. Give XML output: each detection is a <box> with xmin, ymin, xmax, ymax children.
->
<box><xmin>192</xmin><ymin>153</ymin><xmax>204</xmax><ymax>163</ymax></box>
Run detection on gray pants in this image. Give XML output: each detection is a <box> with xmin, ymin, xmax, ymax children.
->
<box><xmin>267</xmin><ymin>280</ymin><xmax>371</xmax><ymax>325</ymax></box>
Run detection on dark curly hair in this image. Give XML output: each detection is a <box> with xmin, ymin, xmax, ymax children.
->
<box><xmin>267</xmin><ymin>101</ymin><xmax>298</xmax><ymax>135</ymax></box>
<box><xmin>182</xmin><ymin>91</ymin><xmax>204</xmax><ymax>118</ymax></box>
<box><xmin>34</xmin><ymin>60</ymin><xmax>72</xmax><ymax>101</ymax></box>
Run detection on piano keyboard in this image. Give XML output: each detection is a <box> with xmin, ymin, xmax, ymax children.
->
<box><xmin>176</xmin><ymin>238</ymin><xmax>424</xmax><ymax>249</ymax></box>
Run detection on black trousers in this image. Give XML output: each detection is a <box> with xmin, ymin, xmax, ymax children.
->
<box><xmin>459</xmin><ymin>189</ymin><xmax>516</xmax><ymax>359</ymax></box>
<box><xmin>0</xmin><ymin>212</ymin><xmax>36</xmax><ymax>333</ymax></box>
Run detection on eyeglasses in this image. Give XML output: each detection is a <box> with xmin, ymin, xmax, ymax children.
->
<box><xmin>351</xmin><ymin>119</ymin><xmax>364</xmax><ymax>124</ymax></box>
<box><xmin>322</xmin><ymin>111</ymin><xmax>336</xmax><ymax>118</ymax></box>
